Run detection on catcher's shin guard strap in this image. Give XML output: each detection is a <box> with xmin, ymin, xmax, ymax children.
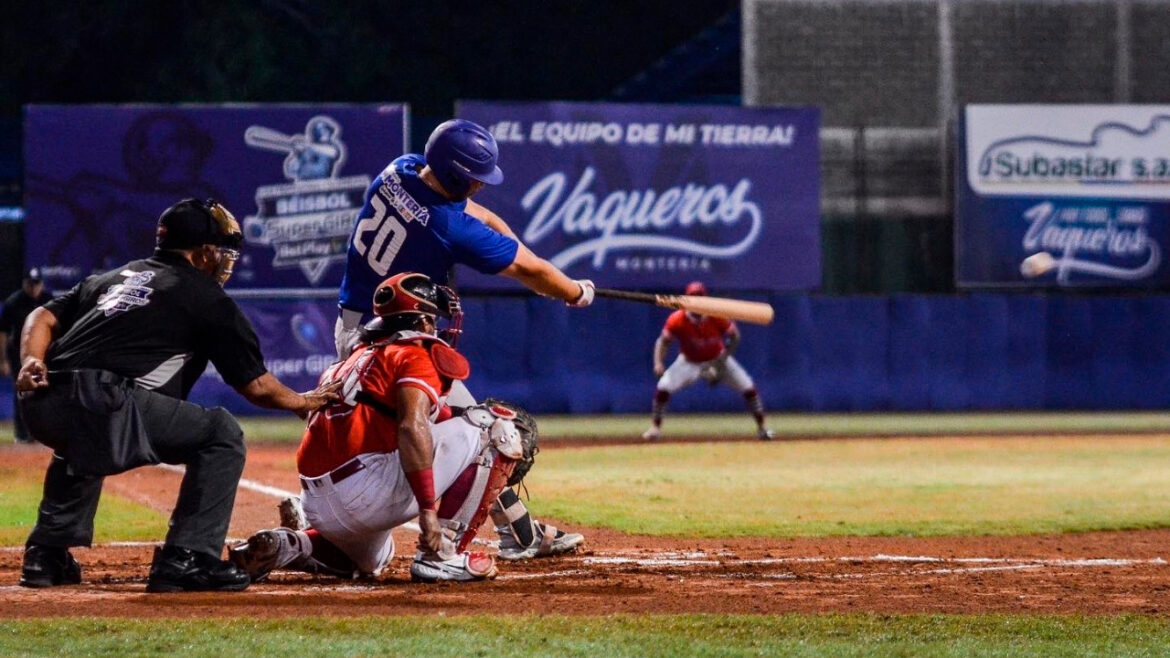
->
<box><xmin>538</xmin><ymin>524</ymin><xmax>559</xmax><ymax>554</ymax></box>
<box><xmin>439</xmin><ymin>448</ymin><xmax>518</xmax><ymax>554</ymax></box>
<box><xmin>491</xmin><ymin>488</ymin><xmax>536</xmax><ymax>548</ymax></box>
<box><xmin>491</xmin><ymin>488</ymin><xmax>529</xmax><ymax>524</ymax></box>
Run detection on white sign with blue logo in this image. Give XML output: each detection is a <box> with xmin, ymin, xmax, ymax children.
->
<box><xmin>957</xmin><ymin>104</ymin><xmax>1170</xmax><ymax>288</ymax></box>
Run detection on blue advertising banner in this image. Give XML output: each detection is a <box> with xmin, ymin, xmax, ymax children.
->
<box><xmin>957</xmin><ymin>105</ymin><xmax>1170</xmax><ymax>288</ymax></box>
<box><xmin>455</xmin><ymin>101</ymin><xmax>821</xmax><ymax>292</ymax></box>
<box><xmin>24</xmin><ymin>104</ymin><xmax>407</xmax><ymax>292</ymax></box>
<box><xmin>187</xmin><ymin>298</ymin><xmax>339</xmax><ymax>413</ymax></box>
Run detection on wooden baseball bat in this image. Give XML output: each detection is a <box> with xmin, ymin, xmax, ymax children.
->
<box><xmin>594</xmin><ymin>288</ymin><xmax>774</xmax><ymax>325</ymax></box>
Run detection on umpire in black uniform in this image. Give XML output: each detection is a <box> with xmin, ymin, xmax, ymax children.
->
<box><xmin>15</xmin><ymin>198</ymin><xmax>339</xmax><ymax>593</ymax></box>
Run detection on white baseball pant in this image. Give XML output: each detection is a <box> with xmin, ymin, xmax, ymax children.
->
<box><xmin>299</xmin><ymin>416</ymin><xmax>483</xmax><ymax>575</ymax></box>
<box><xmin>333</xmin><ymin>309</ymin><xmax>364</xmax><ymax>360</ymax></box>
<box><xmin>656</xmin><ymin>354</ymin><xmax>755</xmax><ymax>394</ymax></box>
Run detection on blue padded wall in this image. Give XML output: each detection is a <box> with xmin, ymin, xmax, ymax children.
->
<box><xmin>455</xmin><ymin>292</ymin><xmax>1170</xmax><ymax>414</ymax></box>
<box><xmin>3</xmin><ymin>293</ymin><xmax>1169</xmax><ymax>420</ymax></box>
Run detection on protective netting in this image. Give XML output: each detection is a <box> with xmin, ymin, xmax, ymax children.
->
<box><xmin>745</xmin><ymin>0</ymin><xmax>1161</xmax><ymax>127</ymax></box>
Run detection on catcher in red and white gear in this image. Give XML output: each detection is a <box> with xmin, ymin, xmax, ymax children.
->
<box><xmin>230</xmin><ymin>272</ymin><xmax>528</xmax><ymax>582</ymax></box>
<box><xmin>643</xmin><ymin>281</ymin><xmax>774</xmax><ymax>441</ymax></box>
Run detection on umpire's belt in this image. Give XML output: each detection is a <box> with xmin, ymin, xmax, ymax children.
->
<box><xmin>300</xmin><ymin>456</ymin><xmax>366</xmax><ymax>490</ymax></box>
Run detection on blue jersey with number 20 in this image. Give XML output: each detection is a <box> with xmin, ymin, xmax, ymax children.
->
<box><xmin>338</xmin><ymin>154</ymin><xmax>520</xmax><ymax>313</ymax></box>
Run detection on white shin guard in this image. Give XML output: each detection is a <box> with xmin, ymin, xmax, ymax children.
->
<box><xmin>440</xmin><ymin>446</ymin><xmax>517</xmax><ymax>554</ymax></box>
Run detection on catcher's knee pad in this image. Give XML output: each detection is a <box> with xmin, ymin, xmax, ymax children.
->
<box><xmin>467</xmin><ymin>399</ymin><xmax>539</xmax><ymax>486</ymax></box>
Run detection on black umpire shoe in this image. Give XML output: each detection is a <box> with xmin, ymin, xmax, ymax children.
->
<box><xmin>20</xmin><ymin>544</ymin><xmax>82</xmax><ymax>588</ymax></box>
<box><xmin>146</xmin><ymin>545</ymin><xmax>250</xmax><ymax>593</ymax></box>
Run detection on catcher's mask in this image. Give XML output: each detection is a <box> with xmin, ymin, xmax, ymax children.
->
<box><xmin>156</xmin><ymin>198</ymin><xmax>243</xmax><ymax>287</ymax></box>
<box><xmin>371</xmin><ymin>272</ymin><xmax>464</xmax><ymax>346</ymax></box>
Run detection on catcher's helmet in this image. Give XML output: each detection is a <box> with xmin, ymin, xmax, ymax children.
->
<box><xmin>371</xmin><ymin>272</ymin><xmax>465</xmax><ymax>345</ymax></box>
<box><xmin>684</xmin><ymin>281</ymin><xmax>708</xmax><ymax>296</ymax></box>
<box><xmin>424</xmin><ymin>119</ymin><xmax>504</xmax><ymax>198</ymax></box>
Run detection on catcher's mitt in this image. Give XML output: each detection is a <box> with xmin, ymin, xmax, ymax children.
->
<box><xmin>482</xmin><ymin>398</ymin><xmax>539</xmax><ymax>487</ymax></box>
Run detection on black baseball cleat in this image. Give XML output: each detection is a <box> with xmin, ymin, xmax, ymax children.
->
<box><xmin>20</xmin><ymin>544</ymin><xmax>82</xmax><ymax>588</ymax></box>
<box><xmin>146</xmin><ymin>545</ymin><xmax>250</xmax><ymax>593</ymax></box>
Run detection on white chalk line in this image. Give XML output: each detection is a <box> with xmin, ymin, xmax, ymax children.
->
<box><xmin>580</xmin><ymin>554</ymin><xmax>1168</xmax><ymax>568</ymax></box>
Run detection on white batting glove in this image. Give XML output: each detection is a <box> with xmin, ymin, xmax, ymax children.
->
<box><xmin>567</xmin><ymin>279</ymin><xmax>595</xmax><ymax>308</ymax></box>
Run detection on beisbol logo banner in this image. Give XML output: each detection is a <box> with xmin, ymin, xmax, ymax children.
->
<box><xmin>242</xmin><ymin>115</ymin><xmax>371</xmax><ymax>285</ymax></box>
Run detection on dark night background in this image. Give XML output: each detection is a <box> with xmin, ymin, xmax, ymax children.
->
<box><xmin>0</xmin><ymin>1</ymin><xmax>742</xmax><ymax>291</ymax></box>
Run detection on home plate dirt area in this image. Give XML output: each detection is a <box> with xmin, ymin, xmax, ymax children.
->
<box><xmin>0</xmin><ymin>442</ymin><xmax>1167</xmax><ymax>618</ymax></box>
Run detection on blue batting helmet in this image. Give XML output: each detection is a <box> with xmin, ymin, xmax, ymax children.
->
<box><xmin>424</xmin><ymin>119</ymin><xmax>504</xmax><ymax>198</ymax></box>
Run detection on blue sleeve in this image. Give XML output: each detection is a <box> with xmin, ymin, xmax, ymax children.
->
<box><xmin>444</xmin><ymin>213</ymin><xmax>521</xmax><ymax>274</ymax></box>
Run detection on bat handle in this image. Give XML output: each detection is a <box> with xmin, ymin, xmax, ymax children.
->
<box><xmin>593</xmin><ymin>287</ymin><xmax>662</xmax><ymax>303</ymax></box>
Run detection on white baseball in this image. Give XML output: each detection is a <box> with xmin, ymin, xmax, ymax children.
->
<box><xmin>1020</xmin><ymin>252</ymin><xmax>1056</xmax><ymax>278</ymax></box>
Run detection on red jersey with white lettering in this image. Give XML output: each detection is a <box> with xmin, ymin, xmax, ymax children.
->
<box><xmin>662</xmin><ymin>311</ymin><xmax>735</xmax><ymax>362</ymax></box>
<box><xmin>297</xmin><ymin>339</ymin><xmax>446</xmax><ymax>477</ymax></box>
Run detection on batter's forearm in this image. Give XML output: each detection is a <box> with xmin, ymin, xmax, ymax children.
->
<box><xmin>501</xmin><ymin>245</ymin><xmax>584</xmax><ymax>302</ymax></box>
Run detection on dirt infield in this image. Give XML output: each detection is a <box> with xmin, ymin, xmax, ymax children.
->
<box><xmin>1</xmin><ymin>441</ymin><xmax>1167</xmax><ymax>618</ymax></box>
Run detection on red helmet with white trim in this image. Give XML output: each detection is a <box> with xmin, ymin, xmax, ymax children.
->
<box><xmin>684</xmin><ymin>280</ymin><xmax>708</xmax><ymax>296</ymax></box>
<box><xmin>371</xmin><ymin>272</ymin><xmax>464</xmax><ymax>346</ymax></box>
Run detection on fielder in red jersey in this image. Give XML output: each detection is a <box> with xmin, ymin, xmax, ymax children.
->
<box><xmin>643</xmin><ymin>281</ymin><xmax>773</xmax><ymax>441</ymax></box>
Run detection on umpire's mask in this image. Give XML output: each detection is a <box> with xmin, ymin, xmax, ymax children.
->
<box><xmin>156</xmin><ymin>198</ymin><xmax>244</xmax><ymax>287</ymax></box>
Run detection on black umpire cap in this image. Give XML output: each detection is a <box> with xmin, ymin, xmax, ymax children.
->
<box><xmin>155</xmin><ymin>198</ymin><xmax>243</xmax><ymax>250</ymax></box>
<box><xmin>23</xmin><ymin>268</ymin><xmax>41</xmax><ymax>282</ymax></box>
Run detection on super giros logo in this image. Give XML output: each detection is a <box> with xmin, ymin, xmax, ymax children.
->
<box><xmin>241</xmin><ymin>115</ymin><xmax>371</xmax><ymax>285</ymax></box>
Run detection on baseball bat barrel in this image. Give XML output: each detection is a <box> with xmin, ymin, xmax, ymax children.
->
<box><xmin>594</xmin><ymin>288</ymin><xmax>774</xmax><ymax>325</ymax></box>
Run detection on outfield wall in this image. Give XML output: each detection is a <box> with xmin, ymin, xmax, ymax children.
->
<box><xmin>453</xmin><ymin>292</ymin><xmax>1170</xmax><ymax>414</ymax></box>
<box><xmin>2</xmin><ymin>293</ymin><xmax>1166</xmax><ymax>420</ymax></box>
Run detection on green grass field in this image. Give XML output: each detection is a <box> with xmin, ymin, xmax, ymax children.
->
<box><xmin>5</xmin><ymin>615</ymin><xmax>1170</xmax><ymax>657</ymax></box>
<box><xmin>0</xmin><ymin>467</ymin><xmax>168</xmax><ymax>545</ymax></box>
<box><xmin>524</xmin><ymin>435</ymin><xmax>1170</xmax><ymax>537</ymax></box>
<box><xmin>3</xmin><ymin>413</ymin><xmax>1170</xmax><ymax>656</ymax></box>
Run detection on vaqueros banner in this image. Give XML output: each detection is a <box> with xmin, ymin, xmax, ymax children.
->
<box><xmin>24</xmin><ymin>104</ymin><xmax>406</xmax><ymax>292</ymax></box>
<box><xmin>957</xmin><ymin>105</ymin><xmax>1170</xmax><ymax>289</ymax></box>
<box><xmin>454</xmin><ymin>101</ymin><xmax>820</xmax><ymax>292</ymax></box>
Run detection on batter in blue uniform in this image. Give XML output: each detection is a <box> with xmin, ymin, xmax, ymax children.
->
<box><xmin>335</xmin><ymin>119</ymin><xmax>594</xmax><ymax>357</ymax></box>
<box><xmin>329</xmin><ymin>119</ymin><xmax>591</xmax><ymax>563</ymax></box>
